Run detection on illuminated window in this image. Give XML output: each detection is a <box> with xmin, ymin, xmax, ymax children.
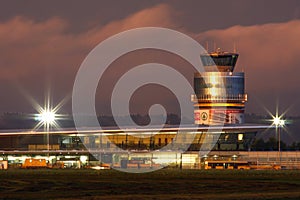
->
<box><xmin>238</xmin><ymin>134</ymin><xmax>243</xmax><ymax>141</ymax></box>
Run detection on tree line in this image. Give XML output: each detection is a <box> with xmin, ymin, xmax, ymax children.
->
<box><xmin>251</xmin><ymin>137</ymin><xmax>300</xmax><ymax>151</ymax></box>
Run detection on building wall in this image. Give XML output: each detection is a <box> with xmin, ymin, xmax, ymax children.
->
<box><xmin>193</xmin><ymin>72</ymin><xmax>246</xmax><ymax>125</ymax></box>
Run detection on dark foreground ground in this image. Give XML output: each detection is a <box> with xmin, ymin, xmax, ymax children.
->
<box><xmin>0</xmin><ymin>169</ymin><xmax>300</xmax><ymax>200</ymax></box>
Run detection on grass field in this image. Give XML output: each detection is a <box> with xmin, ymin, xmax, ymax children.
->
<box><xmin>0</xmin><ymin>169</ymin><xmax>300</xmax><ymax>200</ymax></box>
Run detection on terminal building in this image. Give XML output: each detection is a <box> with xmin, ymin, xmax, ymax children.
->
<box><xmin>1</xmin><ymin>49</ymin><xmax>299</xmax><ymax>170</ymax></box>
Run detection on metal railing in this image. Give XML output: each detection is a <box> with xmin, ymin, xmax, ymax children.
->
<box><xmin>191</xmin><ymin>94</ymin><xmax>247</xmax><ymax>102</ymax></box>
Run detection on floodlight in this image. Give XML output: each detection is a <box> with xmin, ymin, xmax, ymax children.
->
<box><xmin>40</xmin><ymin>110</ymin><xmax>56</xmax><ymax>124</ymax></box>
<box><xmin>273</xmin><ymin>116</ymin><xmax>285</xmax><ymax>127</ymax></box>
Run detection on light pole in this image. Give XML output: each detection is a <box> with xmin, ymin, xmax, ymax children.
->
<box><xmin>272</xmin><ymin>117</ymin><xmax>285</xmax><ymax>165</ymax></box>
<box><xmin>37</xmin><ymin>110</ymin><xmax>56</xmax><ymax>151</ymax></box>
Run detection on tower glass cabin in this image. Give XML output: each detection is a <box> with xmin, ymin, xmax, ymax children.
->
<box><xmin>193</xmin><ymin>49</ymin><xmax>247</xmax><ymax>125</ymax></box>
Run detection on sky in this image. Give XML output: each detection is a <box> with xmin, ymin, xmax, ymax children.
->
<box><xmin>1</xmin><ymin>0</ymin><xmax>300</xmax><ymax>117</ymax></box>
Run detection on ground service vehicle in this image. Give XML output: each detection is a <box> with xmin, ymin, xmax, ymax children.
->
<box><xmin>22</xmin><ymin>158</ymin><xmax>48</xmax><ymax>169</ymax></box>
<box><xmin>204</xmin><ymin>160</ymin><xmax>251</xmax><ymax>170</ymax></box>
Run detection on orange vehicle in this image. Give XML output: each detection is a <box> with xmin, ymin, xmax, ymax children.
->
<box><xmin>204</xmin><ymin>160</ymin><xmax>250</xmax><ymax>170</ymax></box>
<box><xmin>22</xmin><ymin>158</ymin><xmax>48</xmax><ymax>169</ymax></box>
<box><xmin>250</xmin><ymin>164</ymin><xmax>281</xmax><ymax>170</ymax></box>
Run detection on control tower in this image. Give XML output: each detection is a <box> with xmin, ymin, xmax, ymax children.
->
<box><xmin>193</xmin><ymin>48</ymin><xmax>247</xmax><ymax>125</ymax></box>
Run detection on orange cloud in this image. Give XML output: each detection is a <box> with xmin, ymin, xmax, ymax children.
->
<box><xmin>81</xmin><ymin>4</ymin><xmax>178</xmax><ymax>46</ymax></box>
<box><xmin>0</xmin><ymin>16</ymin><xmax>81</xmax><ymax>80</ymax></box>
<box><xmin>0</xmin><ymin>4</ymin><xmax>180</xmax><ymax>113</ymax></box>
<box><xmin>195</xmin><ymin>20</ymin><xmax>300</xmax><ymax>114</ymax></box>
<box><xmin>1</xmin><ymin>4</ymin><xmax>299</xmax><ymax>115</ymax></box>
<box><xmin>0</xmin><ymin>4</ymin><xmax>177</xmax><ymax>81</ymax></box>
<box><xmin>196</xmin><ymin>20</ymin><xmax>300</xmax><ymax>90</ymax></box>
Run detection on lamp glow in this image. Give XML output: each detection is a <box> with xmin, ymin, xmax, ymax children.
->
<box><xmin>272</xmin><ymin>116</ymin><xmax>285</xmax><ymax>127</ymax></box>
<box><xmin>28</xmin><ymin>90</ymin><xmax>70</xmax><ymax>131</ymax></box>
<box><xmin>39</xmin><ymin>110</ymin><xmax>56</xmax><ymax>124</ymax></box>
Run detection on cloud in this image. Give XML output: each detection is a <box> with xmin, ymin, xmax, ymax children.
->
<box><xmin>196</xmin><ymin>20</ymin><xmax>300</xmax><ymax>115</ymax></box>
<box><xmin>0</xmin><ymin>4</ymin><xmax>176</xmax><ymax>81</ymax></box>
<box><xmin>81</xmin><ymin>4</ymin><xmax>178</xmax><ymax>46</ymax></box>
<box><xmin>0</xmin><ymin>4</ymin><xmax>179</xmax><ymax>113</ymax></box>
<box><xmin>0</xmin><ymin>16</ymin><xmax>82</xmax><ymax>80</ymax></box>
<box><xmin>197</xmin><ymin>20</ymin><xmax>300</xmax><ymax>85</ymax></box>
<box><xmin>0</xmin><ymin>3</ymin><xmax>299</xmax><ymax>115</ymax></box>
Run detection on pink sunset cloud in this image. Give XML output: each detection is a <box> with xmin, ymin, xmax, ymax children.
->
<box><xmin>196</xmin><ymin>20</ymin><xmax>300</xmax><ymax>114</ymax></box>
<box><xmin>0</xmin><ymin>3</ymin><xmax>299</xmax><ymax>115</ymax></box>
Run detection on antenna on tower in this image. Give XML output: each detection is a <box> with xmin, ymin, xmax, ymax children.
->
<box><xmin>206</xmin><ymin>41</ymin><xmax>209</xmax><ymax>53</ymax></box>
<box><xmin>213</xmin><ymin>41</ymin><xmax>216</xmax><ymax>52</ymax></box>
<box><xmin>233</xmin><ymin>42</ymin><xmax>237</xmax><ymax>53</ymax></box>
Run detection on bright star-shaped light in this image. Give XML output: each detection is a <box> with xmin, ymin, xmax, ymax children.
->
<box><xmin>272</xmin><ymin>116</ymin><xmax>285</xmax><ymax>127</ymax></box>
<box><xmin>261</xmin><ymin>101</ymin><xmax>289</xmax><ymax>128</ymax></box>
<box><xmin>20</xmin><ymin>88</ymin><xmax>70</xmax><ymax>131</ymax></box>
<box><xmin>257</xmin><ymin>101</ymin><xmax>292</xmax><ymax>139</ymax></box>
<box><xmin>37</xmin><ymin>110</ymin><xmax>56</xmax><ymax>125</ymax></box>
<box><xmin>34</xmin><ymin>105</ymin><xmax>61</xmax><ymax>131</ymax></box>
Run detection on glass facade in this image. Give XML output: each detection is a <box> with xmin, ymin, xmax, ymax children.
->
<box><xmin>194</xmin><ymin>72</ymin><xmax>245</xmax><ymax>100</ymax></box>
<box><xmin>194</xmin><ymin>50</ymin><xmax>246</xmax><ymax>125</ymax></box>
<box><xmin>200</xmin><ymin>54</ymin><xmax>239</xmax><ymax>67</ymax></box>
<box><xmin>0</xmin><ymin>131</ymin><xmax>255</xmax><ymax>152</ymax></box>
